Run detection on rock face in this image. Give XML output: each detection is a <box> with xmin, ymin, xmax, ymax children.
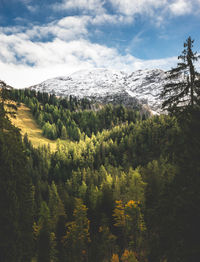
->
<box><xmin>29</xmin><ymin>68</ymin><xmax>168</xmax><ymax>113</ymax></box>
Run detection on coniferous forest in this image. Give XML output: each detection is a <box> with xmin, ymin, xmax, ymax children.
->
<box><xmin>0</xmin><ymin>37</ymin><xmax>200</xmax><ymax>262</ymax></box>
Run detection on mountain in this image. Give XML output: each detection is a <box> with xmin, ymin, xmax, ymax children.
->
<box><xmin>29</xmin><ymin>68</ymin><xmax>167</xmax><ymax>113</ymax></box>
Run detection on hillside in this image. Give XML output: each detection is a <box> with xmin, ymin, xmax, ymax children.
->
<box><xmin>10</xmin><ymin>104</ymin><xmax>64</xmax><ymax>151</ymax></box>
<box><xmin>1</xmin><ymin>75</ymin><xmax>200</xmax><ymax>262</ymax></box>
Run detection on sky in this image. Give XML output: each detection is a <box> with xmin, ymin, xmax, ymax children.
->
<box><xmin>0</xmin><ymin>0</ymin><xmax>200</xmax><ymax>88</ymax></box>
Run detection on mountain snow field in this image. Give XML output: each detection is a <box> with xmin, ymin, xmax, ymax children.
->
<box><xmin>30</xmin><ymin>68</ymin><xmax>168</xmax><ymax>113</ymax></box>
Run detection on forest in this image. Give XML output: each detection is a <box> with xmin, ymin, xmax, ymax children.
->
<box><xmin>0</xmin><ymin>37</ymin><xmax>200</xmax><ymax>262</ymax></box>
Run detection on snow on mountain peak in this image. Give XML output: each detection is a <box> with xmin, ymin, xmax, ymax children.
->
<box><xmin>30</xmin><ymin>68</ymin><xmax>167</xmax><ymax>112</ymax></box>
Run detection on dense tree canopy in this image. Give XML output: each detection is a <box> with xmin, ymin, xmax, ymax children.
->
<box><xmin>1</xmin><ymin>38</ymin><xmax>200</xmax><ymax>262</ymax></box>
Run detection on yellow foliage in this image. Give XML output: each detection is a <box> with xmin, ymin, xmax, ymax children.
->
<box><xmin>111</xmin><ymin>253</ymin><xmax>119</xmax><ymax>262</ymax></box>
<box><xmin>99</xmin><ymin>226</ymin><xmax>103</xmax><ymax>232</ymax></box>
<box><xmin>33</xmin><ymin>222</ymin><xmax>41</xmax><ymax>240</ymax></box>
<box><xmin>113</xmin><ymin>200</ymin><xmax>125</xmax><ymax>227</ymax></box>
<box><xmin>121</xmin><ymin>249</ymin><xmax>130</xmax><ymax>260</ymax></box>
<box><xmin>62</xmin><ymin>198</ymin><xmax>91</xmax><ymax>248</ymax></box>
<box><xmin>121</xmin><ymin>249</ymin><xmax>138</xmax><ymax>262</ymax></box>
<box><xmin>50</xmin><ymin>232</ymin><xmax>56</xmax><ymax>242</ymax></box>
<box><xmin>125</xmin><ymin>200</ymin><xmax>139</xmax><ymax>209</ymax></box>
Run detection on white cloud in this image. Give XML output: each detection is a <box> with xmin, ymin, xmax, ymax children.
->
<box><xmin>21</xmin><ymin>0</ymin><xmax>200</xmax><ymax>20</ymax></box>
<box><xmin>0</xmin><ymin>2</ymin><xmax>181</xmax><ymax>89</ymax></box>
<box><xmin>17</xmin><ymin>0</ymin><xmax>39</xmax><ymax>12</ymax></box>
<box><xmin>18</xmin><ymin>0</ymin><xmax>200</xmax><ymax>27</ymax></box>
<box><xmin>53</xmin><ymin>0</ymin><xmax>132</xmax><ymax>25</ymax></box>
<box><xmin>53</xmin><ymin>0</ymin><xmax>105</xmax><ymax>14</ymax></box>
<box><xmin>0</xmin><ymin>15</ymin><xmax>90</xmax><ymax>43</ymax></box>
<box><xmin>109</xmin><ymin>0</ymin><xmax>166</xmax><ymax>17</ymax></box>
<box><xmin>92</xmin><ymin>13</ymin><xmax>121</xmax><ymax>25</ymax></box>
<box><xmin>0</xmin><ymin>54</ymin><xmax>177</xmax><ymax>89</ymax></box>
<box><xmin>26</xmin><ymin>5</ymin><xmax>38</xmax><ymax>12</ymax></box>
<box><xmin>91</xmin><ymin>13</ymin><xmax>135</xmax><ymax>25</ymax></box>
<box><xmin>0</xmin><ymin>29</ymin><xmax>177</xmax><ymax>89</ymax></box>
<box><xmin>107</xmin><ymin>0</ymin><xmax>200</xmax><ymax>23</ymax></box>
<box><xmin>0</xmin><ymin>60</ymin><xmax>94</xmax><ymax>89</ymax></box>
<box><xmin>169</xmin><ymin>0</ymin><xmax>192</xmax><ymax>15</ymax></box>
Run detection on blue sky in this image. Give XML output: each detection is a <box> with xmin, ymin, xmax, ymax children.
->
<box><xmin>0</xmin><ymin>0</ymin><xmax>200</xmax><ymax>88</ymax></box>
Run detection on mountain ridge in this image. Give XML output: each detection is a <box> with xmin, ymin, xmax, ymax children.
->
<box><xmin>29</xmin><ymin>68</ymin><xmax>167</xmax><ymax>113</ymax></box>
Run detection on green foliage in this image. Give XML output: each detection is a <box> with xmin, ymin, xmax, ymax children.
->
<box><xmin>6</xmin><ymin>104</ymin><xmax>199</xmax><ymax>261</ymax></box>
<box><xmin>62</xmin><ymin>198</ymin><xmax>90</xmax><ymax>261</ymax></box>
<box><xmin>0</xmin><ymin>83</ymin><xmax>34</xmax><ymax>262</ymax></box>
<box><xmin>4</xmin><ymin>38</ymin><xmax>200</xmax><ymax>261</ymax></box>
<box><xmin>37</xmin><ymin>202</ymin><xmax>51</xmax><ymax>262</ymax></box>
<box><xmin>8</xmin><ymin>88</ymin><xmax>143</xmax><ymax>141</ymax></box>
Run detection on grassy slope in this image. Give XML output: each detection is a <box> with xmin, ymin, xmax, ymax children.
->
<box><xmin>10</xmin><ymin>104</ymin><xmax>60</xmax><ymax>151</ymax></box>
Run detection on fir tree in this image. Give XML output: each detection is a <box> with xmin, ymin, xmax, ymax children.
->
<box><xmin>161</xmin><ymin>37</ymin><xmax>200</xmax><ymax>115</ymax></box>
<box><xmin>0</xmin><ymin>82</ymin><xmax>34</xmax><ymax>262</ymax></box>
<box><xmin>37</xmin><ymin>202</ymin><xmax>51</xmax><ymax>262</ymax></box>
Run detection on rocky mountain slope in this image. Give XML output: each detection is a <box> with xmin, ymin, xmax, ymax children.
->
<box><xmin>30</xmin><ymin>68</ymin><xmax>167</xmax><ymax>113</ymax></box>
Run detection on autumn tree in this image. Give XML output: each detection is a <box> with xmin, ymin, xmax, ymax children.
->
<box><xmin>121</xmin><ymin>249</ymin><xmax>138</xmax><ymax>262</ymax></box>
<box><xmin>62</xmin><ymin>198</ymin><xmax>90</xmax><ymax>262</ymax></box>
<box><xmin>124</xmin><ymin>200</ymin><xmax>146</xmax><ymax>255</ymax></box>
<box><xmin>113</xmin><ymin>200</ymin><xmax>146</xmax><ymax>257</ymax></box>
<box><xmin>113</xmin><ymin>200</ymin><xmax>126</xmax><ymax>228</ymax></box>
<box><xmin>111</xmin><ymin>253</ymin><xmax>119</xmax><ymax>262</ymax></box>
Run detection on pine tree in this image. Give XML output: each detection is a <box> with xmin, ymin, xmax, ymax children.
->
<box><xmin>61</xmin><ymin>125</ymin><xmax>68</xmax><ymax>140</ymax></box>
<box><xmin>62</xmin><ymin>198</ymin><xmax>90</xmax><ymax>262</ymax></box>
<box><xmin>37</xmin><ymin>202</ymin><xmax>51</xmax><ymax>262</ymax></box>
<box><xmin>161</xmin><ymin>37</ymin><xmax>200</xmax><ymax>115</ymax></box>
<box><xmin>0</xmin><ymin>82</ymin><xmax>34</xmax><ymax>262</ymax></box>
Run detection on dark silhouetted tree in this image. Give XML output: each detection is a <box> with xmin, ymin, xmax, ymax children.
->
<box><xmin>161</xmin><ymin>37</ymin><xmax>200</xmax><ymax>115</ymax></box>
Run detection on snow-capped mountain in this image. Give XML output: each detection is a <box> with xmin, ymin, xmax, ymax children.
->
<box><xmin>30</xmin><ymin>68</ymin><xmax>167</xmax><ymax>113</ymax></box>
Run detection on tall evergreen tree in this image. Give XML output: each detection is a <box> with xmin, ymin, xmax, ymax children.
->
<box><xmin>161</xmin><ymin>37</ymin><xmax>200</xmax><ymax>115</ymax></box>
<box><xmin>37</xmin><ymin>202</ymin><xmax>51</xmax><ymax>262</ymax></box>
<box><xmin>0</xmin><ymin>82</ymin><xmax>34</xmax><ymax>261</ymax></box>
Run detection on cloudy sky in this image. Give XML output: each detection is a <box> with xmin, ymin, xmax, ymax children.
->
<box><xmin>0</xmin><ymin>0</ymin><xmax>200</xmax><ymax>88</ymax></box>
